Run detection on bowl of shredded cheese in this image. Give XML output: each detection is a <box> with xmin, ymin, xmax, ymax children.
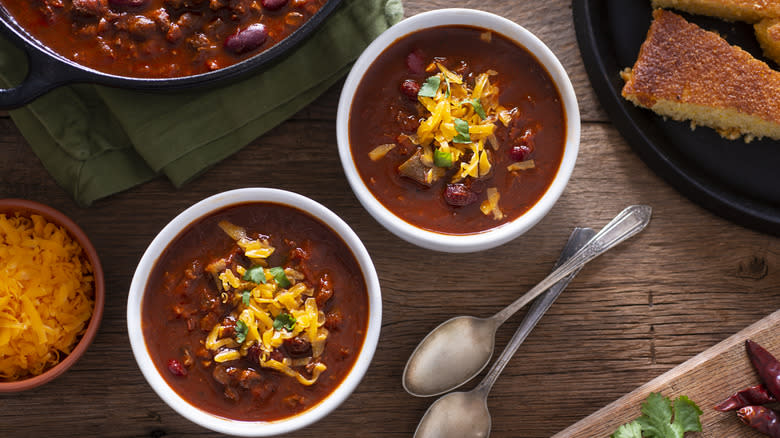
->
<box><xmin>0</xmin><ymin>199</ymin><xmax>104</xmax><ymax>392</ymax></box>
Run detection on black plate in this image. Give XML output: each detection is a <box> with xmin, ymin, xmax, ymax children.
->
<box><xmin>573</xmin><ymin>0</ymin><xmax>780</xmax><ymax>236</ymax></box>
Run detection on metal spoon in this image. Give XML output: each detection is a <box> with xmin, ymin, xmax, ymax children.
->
<box><xmin>413</xmin><ymin>227</ymin><xmax>595</xmax><ymax>438</ymax></box>
<box><xmin>402</xmin><ymin>205</ymin><xmax>652</xmax><ymax>397</ymax></box>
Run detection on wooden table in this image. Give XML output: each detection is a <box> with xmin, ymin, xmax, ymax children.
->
<box><xmin>1</xmin><ymin>1</ymin><xmax>779</xmax><ymax>437</ymax></box>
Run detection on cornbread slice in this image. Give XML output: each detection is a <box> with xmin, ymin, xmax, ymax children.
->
<box><xmin>621</xmin><ymin>9</ymin><xmax>780</xmax><ymax>141</ymax></box>
<box><xmin>755</xmin><ymin>17</ymin><xmax>780</xmax><ymax>64</ymax></box>
<box><xmin>651</xmin><ymin>0</ymin><xmax>780</xmax><ymax>23</ymax></box>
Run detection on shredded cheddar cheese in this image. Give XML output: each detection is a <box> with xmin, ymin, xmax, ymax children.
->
<box><xmin>206</xmin><ymin>222</ymin><xmax>329</xmax><ymax>386</ymax></box>
<box><xmin>0</xmin><ymin>213</ymin><xmax>94</xmax><ymax>381</ymax></box>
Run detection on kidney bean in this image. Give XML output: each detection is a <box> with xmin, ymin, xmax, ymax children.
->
<box><xmin>261</xmin><ymin>0</ymin><xmax>288</xmax><ymax>10</ymax></box>
<box><xmin>108</xmin><ymin>0</ymin><xmax>148</xmax><ymax>7</ymax></box>
<box><xmin>400</xmin><ymin>79</ymin><xmax>420</xmax><ymax>100</ymax></box>
<box><xmin>167</xmin><ymin>358</ymin><xmax>188</xmax><ymax>376</ymax></box>
<box><xmin>284</xmin><ymin>336</ymin><xmax>311</xmax><ymax>357</ymax></box>
<box><xmin>510</xmin><ymin>144</ymin><xmax>532</xmax><ymax>162</ymax></box>
<box><xmin>444</xmin><ymin>184</ymin><xmax>478</xmax><ymax>207</ymax></box>
<box><xmin>269</xmin><ymin>349</ymin><xmax>284</xmax><ymax>362</ymax></box>
<box><xmin>224</xmin><ymin>23</ymin><xmax>268</xmax><ymax>54</ymax></box>
<box><xmin>406</xmin><ymin>49</ymin><xmax>426</xmax><ymax>74</ymax></box>
<box><xmin>246</xmin><ymin>344</ymin><xmax>263</xmax><ymax>364</ymax></box>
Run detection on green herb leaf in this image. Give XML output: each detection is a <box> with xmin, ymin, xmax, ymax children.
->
<box><xmin>273</xmin><ymin>313</ymin><xmax>296</xmax><ymax>331</ymax></box>
<box><xmin>445</xmin><ymin>77</ymin><xmax>451</xmax><ymax>98</ymax></box>
<box><xmin>672</xmin><ymin>396</ymin><xmax>703</xmax><ymax>434</ymax></box>
<box><xmin>418</xmin><ymin>76</ymin><xmax>441</xmax><ymax>98</ymax></box>
<box><xmin>611</xmin><ymin>421</ymin><xmax>643</xmax><ymax>438</ymax></box>
<box><xmin>243</xmin><ymin>266</ymin><xmax>266</xmax><ymax>284</ymax></box>
<box><xmin>242</xmin><ymin>290</ymin><xmax>251</xmax><ymax>305</ymax></box>
<box><xmin>269</xmin><ymin>267</ymin><xmax>291</xmax><ymax>288</ymax></box>
<box><xmin>452</xmin><ymin>118</ymin><xmax>471</xmax><ymax>143</ymax></box>
<box><xmin>235</xmin><ymin>320</ymin><xmax>248</xmax><ymax>343</ymax></box>
<box><xmin>610</xmin><ymin>393</ymin><xmax>702</xmax><ymax>438</ymax></box>
<box><xmin>471</xmin><ymin>98</ymin><xmax>487</xmax><ymax>119</ymax></box>
<box><xmin>433</xmin><ymin>148</ymin><xmax>453</xmax><ymax>167</ymax></box>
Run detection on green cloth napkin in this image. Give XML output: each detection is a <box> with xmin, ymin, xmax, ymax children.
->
<box><xmin>0</xmin><ymin>0</ymin><xmax>404</xmax><ymax>206</ymax></box>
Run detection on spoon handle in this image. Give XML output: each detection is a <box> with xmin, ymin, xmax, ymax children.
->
<box><xmin>476</xmin><ymin>227</ymin><xmax>595</xmax><ymax>394</ymax></box>
<box><xmin>492</xmin><ymin>205</ymin><xmax>652</xmax><ymax>325</ymax></box>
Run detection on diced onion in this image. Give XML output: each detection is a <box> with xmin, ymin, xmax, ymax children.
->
<box><xmin>368</xmin><ymin>143</ymin><xmax>396</xmax><ymax>161</ymax></box>
<box><xmin>507</xmin><ymin>160</ymin><xmax>536</xmax><ymax>172</ymax></box>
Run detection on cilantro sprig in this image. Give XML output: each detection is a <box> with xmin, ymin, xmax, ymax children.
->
<box><xmin>273</xmin><ymin>313</ymin><xmax>296</xmax><ymax>331</ymax></box>
<box><xmin>242</xmin><ymin>265</ymin><xmax>266</xmax><ymax>284</ymax></box>
<box><xmin>452</xmin><ymin>118</ymin><xmax>471</xmax><ymax>143</ymax></box>
<box><xmin>235</xmin><ymin>320</ymin><xmax>248</xmax><ymax>344</ymax></box>
<box><xmin>269</xmin><ymin>267</ymin><xmax>291</xmax><ymax>288</ymax></box>
<box><xmin>611</xmin><ymin>393</ymin><xmax>703</xmax><ymax>438</ymax></box>
<box><xmin>418</xmin><ymin>76</ymin><xmax>441</xmax><ymax>98</ymax></box>
<box><xmin>471</xmin><ymin>98</ymin><xmax>487</xmax><ymax>119</ymax></box>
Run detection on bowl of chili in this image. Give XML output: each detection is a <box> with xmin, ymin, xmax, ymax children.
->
<box><xmin>127</xmin><ymin>188</ymin><xmax>381</xmax><ymax>436</ymax></box>
<box><xmin>337</xmin><ymin>9</ymin><xmax>580</xmax><ymax>253</ymax></box>
<box><xmin>0</xmin><ymin>0</ymin><xmax>341</xmax><ymax>109</ymax></box>
<box><xmin>0</xmin><ymin>199</ymin><xmax>105</xmax><ymax>392</ymax></box>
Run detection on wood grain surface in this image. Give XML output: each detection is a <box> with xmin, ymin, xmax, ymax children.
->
<box><xmin>1</xmin><ymin>1</ymin><xmax>779</xmax><ymax>437</ymax></box>
<box><xmin>556</xmin><ymin>309</ymin><xmax>780</xmax><ymax>438</ymax></box>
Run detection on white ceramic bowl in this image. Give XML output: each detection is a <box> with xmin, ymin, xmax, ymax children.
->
<box><xmin>127</xmin><ymin>188</ymin><xmax>382</xmax><ymax>436</ymax></box>
<box><xmin>337</xmin><ymin>8</ymin><xmax>580</xmax><ymax>253</ymax></box>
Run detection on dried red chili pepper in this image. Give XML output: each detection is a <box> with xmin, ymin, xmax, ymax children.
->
<box><xmin>715</xmin><ymin>384</ymin><xmax>777</xmax><ymax>411</ymax></box>
<box><xmin>738</xmin><ymin>406</ymin><xmax>780</xmax><ymax>437</ymax></box>
<box><xmin>746</xmin><ymin>340</ymin><xmax>780</xmax><ymax>400</ymax></box>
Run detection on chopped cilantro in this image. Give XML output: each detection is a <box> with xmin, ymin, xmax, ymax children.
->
<box><xmin>433</xmin><ymin>148</ymin><xmax>453</xmax><ymax>167</ymax></box>
<box><xmin>471</xmin><ymin>98</ymin><xmax>487</xmax><ymax>119</ymax></box>
<box><xmin>269</xmin><ymin>267</ymin><xmax>291</xmax><ymax>288</ymax></box>
<box><xmin>243</xmin><ymin>265</ymin><xmax>266</xmax><ymax>284</ymax></box>
<box><xmin>452</xmin><ymin>118</ymin><xmax>471</xmax><ymax>143</ymax></box>
<box><xmin>235</xmin><ymin>320</ymin><xmax>248</xmax><ymax>343</ymax></box>
<box><xmin>242</xmin><ymin>290</ymin><xmax>250</xmax><ymax>305</ymax></box>
<box><xmin>273</xmin><ymin>313</ymin><xmax>296</xmax><ymax>331</ymax></box>
<box><xmin>611</xmin><ymin>393</ymin><xmax>702</xmax><ymax>438</ymax></box>
<box><xmin>418</xmin><ymin>76</ymin><xmax>441</xmax><ymax>98</ymax></box>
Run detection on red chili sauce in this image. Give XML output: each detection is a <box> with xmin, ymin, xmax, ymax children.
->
<box><xmin>0</xmin><ymin>0</ymin><xmax>325</xmax><ymax>77</ymax></box>
<box><xmin>142</xmin><ymin>202</ymin><xmax>368</xmax><ymax>421</ymax></box>
<box><xmin>349</xmin><ymin>26</ymin><xmax>566</xmax><ymax>234</ymax></box>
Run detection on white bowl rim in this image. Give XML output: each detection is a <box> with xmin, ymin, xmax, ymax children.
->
<box><xmin>337</xmin><ymin>8</ymin><xmax>580</xmax><ymax>253</ymax></box>
<box><xmin>127</xmin><ymin>188</ymin><xmax>382</xmax><ymax>436</ymax></box>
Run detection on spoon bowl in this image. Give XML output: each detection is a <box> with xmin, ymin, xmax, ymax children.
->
<box><xmin>415</xmin><ymin>390</ymin><xmax>492</xmax><ymax>438</ymax></box>
<box><xmin>403</xmin><ymin>316</ymin><xmax>498</xmax><ymax>397</ymax></box>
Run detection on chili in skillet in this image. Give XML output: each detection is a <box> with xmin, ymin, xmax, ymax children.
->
<box><xmin>0</xmin><ymin>0</ymin><xmax>326</xmax><ymax>77</ymax></box>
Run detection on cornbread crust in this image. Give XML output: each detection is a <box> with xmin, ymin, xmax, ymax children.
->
<box><xmin>651</xmin><ymin>0</ymin><xmax>780</xmax><ymax>23</ymax></box>
<box><xmin>621</xmin><ymin>9</ymin><xmax>780</xmax><ymax>141</ymax></box>
<box><xmin>755</xmin><ymin>17</ymin><xmax>780</xmax><ymax>64</ymax></box>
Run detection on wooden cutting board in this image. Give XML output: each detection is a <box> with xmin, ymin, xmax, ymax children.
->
<box><xmin>554</xmin><ymin>309</ymin><xmax>780</xmax><ymax>437</ymax></box>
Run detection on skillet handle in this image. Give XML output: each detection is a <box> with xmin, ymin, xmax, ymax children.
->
<box><xmin>0</xmin><ymin>22</ymin><xmax>82</xmax><ymax>109</ymax></box>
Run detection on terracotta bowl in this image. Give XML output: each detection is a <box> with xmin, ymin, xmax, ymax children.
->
<box><xmin>0</xmin><ymin>199</ymin><xmax>105</xmax><ymax>392</ymax></box>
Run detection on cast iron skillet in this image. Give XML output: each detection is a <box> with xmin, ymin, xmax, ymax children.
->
<box><xmin>0</xmin><ymin>0</ymin><xmax>343</xmax><ymax>109</ymax></box>
<box><xmin>573</xmin><ymin>0</ymin><xmax>780</xmax><ymax>236</ymax></box>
